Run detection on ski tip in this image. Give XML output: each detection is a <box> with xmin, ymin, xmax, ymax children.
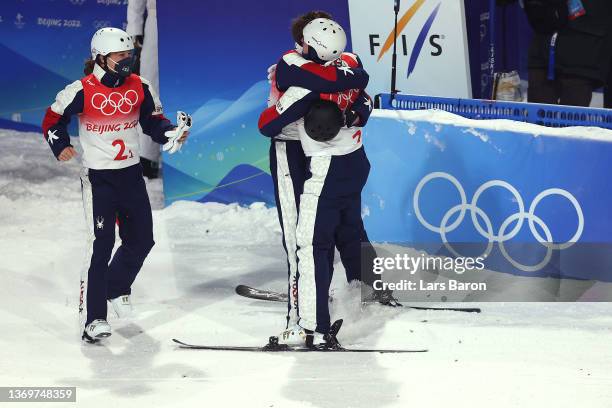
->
<box><xmin>450</xmin><ymin>308</ymin><xmax>481</xmax><ymax>313</ymax></box>
<box><xmin>359</xmin><ymin>348</ymin><xmax>429</xmax><ymax>354</ymax></box>
<box><xmin>330</xmin><ymin>319</ymin><xmax>344</xmax><ymax>336</ymax></box>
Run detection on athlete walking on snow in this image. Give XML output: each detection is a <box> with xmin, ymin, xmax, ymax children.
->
<box><xmin>42</xmin><ymin>27</ymin><xmax>191</xmax><ymax>343</ymax></box>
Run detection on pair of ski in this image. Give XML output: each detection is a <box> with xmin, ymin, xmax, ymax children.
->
<box><xmin>173</xmin><ymin>319</ymin><xmax>426</xmax><ymax>353</ymax></box>
<box><xmin>173</xmin><ymin>285</ymin><xmax>478</xmax><ymax>353</ymax></box>
<box><xmin>235</xmin><ymin>285</ymin><xmax>482</xmax><ymax>314</ymax></box>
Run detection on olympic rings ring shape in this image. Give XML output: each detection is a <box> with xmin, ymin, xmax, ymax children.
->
<box><xmin>413</xmin><ymin>172</ymin><xmax>584</xmax><ymax>272</ymax></box>
<box><xmin>91</xmin><ymin>90</ymin><xmax>139</xmax><ymax>116</ymax></box>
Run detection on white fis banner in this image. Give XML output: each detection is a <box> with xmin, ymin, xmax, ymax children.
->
<box><xmin>348</xmin><ymin>0</ymin><xmax>472</xmax><ymax>98</ymax></box>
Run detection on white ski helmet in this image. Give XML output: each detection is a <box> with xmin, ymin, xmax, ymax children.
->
<box><xmin>90</xmin><ymin>27</ymin><xmax>133</xmax><ymax>59</ymax></box>
<box><xmin>302</xmin><ymin>18</ymin><xmax>347</xmax><ymax>62</ymax></box>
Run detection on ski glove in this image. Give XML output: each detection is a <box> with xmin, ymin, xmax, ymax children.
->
<box><xmin>267</xmin><ymin>64</ymin><xmax>277</xmax><ymax>84</ymax></box>
<box><xmin>345</xmin><ymin>110</ymin><xmax>361</xmax><ymax>127</ymax></box>
<box><xmin>163</xmin><ymin>111</ymin><xmax>192</xmax><ymax>154</ymax></box>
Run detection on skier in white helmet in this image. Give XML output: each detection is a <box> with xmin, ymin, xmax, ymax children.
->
<box><xmin>302</xmin><ymin>17</ymin><xmax>348</xmax><ymax>63</ymax></box>
<box><xmin>42</xmin><ymin>27</ymin><xmax>191</xmax><ymax>343</ymax></box>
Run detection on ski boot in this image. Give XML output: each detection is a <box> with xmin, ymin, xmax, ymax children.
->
<box><xmin>365</xmin><ymin>289</ymin><xmax>403</xmax><ymax>307</ymax></box>
<box><xmin>82</xmin><ymin>319</ymin><xmax>111</xmax><ymax>343</ymax></box>
<box><xmin>265</xmin><ymin>324</ymin><xmax>326</xmax><ymax>350</ymax></box>
<box><xmin>109</xmin><ymin>294</ymin><xmax>133</xmax><ymax>318</ymax></box>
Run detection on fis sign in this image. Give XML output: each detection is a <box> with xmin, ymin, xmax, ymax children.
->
<box><xmin>348</xmin><ymin>0</ymin><xmax>472</xmax><ymax>98</ymax></box>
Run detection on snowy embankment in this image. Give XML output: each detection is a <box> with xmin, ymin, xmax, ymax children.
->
<box><xmin>1</xmin><ymin>129</ymin><xmax>611</xmax><ymax>408</ymax></box>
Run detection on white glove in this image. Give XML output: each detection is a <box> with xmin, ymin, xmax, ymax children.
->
<box><xmin>267</xmin><ymin>64</ymin><xmax>277</xmax><ymax>84</ymax></box>
<box><xmin>163</xmin><ymin>111</ymin><xmax>192</xmax><ymax>154</ymax></box>
<box><xmin>266</xmin><ymin>64</ymin><xmax>281</xmax><ymax>107</ymax></box>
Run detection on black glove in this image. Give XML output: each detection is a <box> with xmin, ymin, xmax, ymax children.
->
<box><xmin>344</xmin><ymin>110</ymin><xmax>361</xmax><ymax>127</ymax></box>
<box><xmin>132</xmin><ymin>35</ymin><xmax>144</xmax><ymax>75</ymax></box>
<box><xmin>134</xmin><ymin>35</ymin><xmax>144</xmax><ymax>50</ymax></box>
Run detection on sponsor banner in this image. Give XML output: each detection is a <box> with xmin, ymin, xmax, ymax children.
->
<box><xmin>361</xmin><ymin>110</ymin><xmax>612</xmax><ymax>285</ymax></box>
<box><xmin>348</xmin><ymin>0</ymin><xmax>472</xmax><ymax>98</ymax></box>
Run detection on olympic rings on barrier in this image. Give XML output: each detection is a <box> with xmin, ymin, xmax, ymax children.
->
<box><xmin>413</xmin><ymin>172</ymin><xmax>584</xmax><ymax>272</ymax></box>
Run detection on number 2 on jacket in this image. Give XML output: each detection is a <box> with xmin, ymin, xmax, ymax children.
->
<box><xmin>112</xmin><ymin>139</ymin><xmax>133</xmax><ymax>161</ymax></box>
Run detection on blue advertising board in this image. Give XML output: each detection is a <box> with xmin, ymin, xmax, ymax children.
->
<box><xmin>156</xmin><ymin>0</ymin><xmax>351</xmax><ymax>206</ymax></box>
<box><xmin>0</xmin><ymin>0</ymin><xmax>127</xmax><ymax>129</ymax></box>
<box><xmin>361</xmin><ymin>110</ymin><xmax>612</xmax><ymax>282</ymax></box>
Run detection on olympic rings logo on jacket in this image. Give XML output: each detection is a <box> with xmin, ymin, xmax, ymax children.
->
<box><xmin>91</xmin><ymin>90</ymin><xmax>139</xmax><ymax>116</ymax></box>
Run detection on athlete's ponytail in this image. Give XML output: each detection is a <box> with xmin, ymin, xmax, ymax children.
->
<box><xmin>84</xmin><ymin>58</ymin><xmax>95</xmax><ymax>75</ymax></box>
<box><xmin>84</xmin><ymin>55</ymin><xmax>108</xmax><ymax>75</ymax></box>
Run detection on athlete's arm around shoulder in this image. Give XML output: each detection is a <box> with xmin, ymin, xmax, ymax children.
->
<box><xmin>275</xmin><ymin>50</ymin><xmax>369</xmax><ymax>93</ymax></box>
<box><xmin>258</xmin><ymin>86</ymin><xmax>318</xmax><ymax>138</ymax></box>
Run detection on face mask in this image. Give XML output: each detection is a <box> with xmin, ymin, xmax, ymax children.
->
<box><xmin>108</xmin><ymin>55</ymin><xmax>134</xmax><ymax>78</ymax></box>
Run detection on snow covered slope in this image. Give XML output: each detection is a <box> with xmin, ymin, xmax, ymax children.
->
<box><xmin>1</xmin><ymin>129</ymin><xmax>611</xmax><ymax>408</ymax></box>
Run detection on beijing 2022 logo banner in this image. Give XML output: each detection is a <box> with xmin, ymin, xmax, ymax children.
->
<box><xmin>0</xmin><ymin>0</ymin><xmax>127</xmax><ymax>129</ymax></box>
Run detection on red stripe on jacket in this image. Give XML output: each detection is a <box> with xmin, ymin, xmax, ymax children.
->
<box><xmin>41</xmin><ymin>108</ymin><xmax>63</xmax><ymax>140</ymax></box>
<box><xmin>258</xmin><ymin>105</ymin><xmax>281</xmax><ymax>131</ymax></box>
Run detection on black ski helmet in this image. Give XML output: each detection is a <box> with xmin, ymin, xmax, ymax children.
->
<box><xmin>304</xmin><ymin>99</ymin><xmax>343</xmax><ymax>142</ymax></box>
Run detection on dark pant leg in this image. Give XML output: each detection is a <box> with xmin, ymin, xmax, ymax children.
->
<box><xmin>270</xmin><ymin>140</ymin><xmax>309</xmax><ymax>327</ymax></box>
<box><xmin>335</xmin><ymin>212</ymin><xmax>362</xmax><ymax>283</ymax></box>
<box><xmin>269</xmin><ymin>141</ymin><xmax>294</xmax><ymax>324</ymax></box>
<box><xmin>297</xmin><ymin>195</ymin><xmax>341</xmax><ymax>334</ymax></box>
<box><xmin>558</xmin><ymin>74</ymin><xmax>594</xmax><ymax>107</ymax></box>
<box><xmin>336</xmin><ymin>203</ymin><xmax>378</xmax><ymax>287</ymax></box>
<box><xmin>81</xmin><ymin>169</ymin><xmax>117</xmax><ymax>326</ymax></box>
<box><xmin>334</xmin><ymin>147</ymin><xmax>376</xmax><ymax>286</ymax></box>
<box><xmin>296</xmin><ymin>155</ymin><xmax>340</xmax><ymax>334</ymax></box>
<box><xmin>528</xmin><ymin>68</ymin><xmax>560</xmax><ymax>104</ymax></box>
<box><xmin>106</xmin><ymin>165</ymin><xmax>154</xmax><ymax>300</ymax></box>
<box><xmin>327</xmin><ymin>245</ymin><xmax>335</xmax><ymax>288</ymax></box>
<box><xmin>336</xmin><ymin>203</ymin><xmax>377</xmax><ymax>285</ymax></box>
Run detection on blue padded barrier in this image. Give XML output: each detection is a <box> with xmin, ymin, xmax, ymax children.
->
<box><xmin>375</xmin><ymin>93</ymin><xmax>612</xmax><ymax>129</ymax></box>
